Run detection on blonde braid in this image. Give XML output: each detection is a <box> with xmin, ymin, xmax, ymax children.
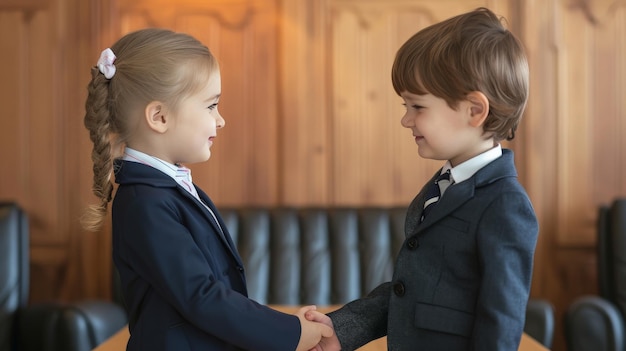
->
<box><xmin>81</xmin><ymin>67</ymin><xmax>117</xmax><ymax>231</ymax></box>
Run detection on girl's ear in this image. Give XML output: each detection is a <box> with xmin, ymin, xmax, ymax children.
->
<box><xmin>466</xmin><ymin>91</ymin><xmax>489</xmax><ymax>128</ymax></box>
<box><xmin>144</xmin><ymin>101</ymin><xmax>169</xmax><ymax>133</ymax></box>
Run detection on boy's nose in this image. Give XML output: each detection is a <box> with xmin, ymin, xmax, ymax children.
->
<box><xmin>400</xmin><ymin>114</ymin><xmax>413</xmax><ymax>128</ymax></box>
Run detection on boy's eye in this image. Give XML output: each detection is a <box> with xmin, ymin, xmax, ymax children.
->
<box><xmin>402</xmin><ymin>103</ymin><xmax>423</xmax><ymax>110</ymax></box>
<box><xmin>207</xmin><ymin>103</ymin><xmax>218</xmax><ymax>110</ymax></box>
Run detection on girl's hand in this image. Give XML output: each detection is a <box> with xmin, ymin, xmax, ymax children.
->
<box><xmin>294</xmin><ymin>305</ymin><xmax>335</xmax><ymax>351</ymax></box>
<box><xmin>305</xmin><ymin>309</ymin><xmax>341</xmax><ymax>351</ymax></box>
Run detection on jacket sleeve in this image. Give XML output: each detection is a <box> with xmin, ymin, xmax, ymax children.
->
<box><xmin>473</xmin><ymin>191</ymin><xmax>539</xmax><ymax>351</ymax></box>
<box><xmin>328</xmin><ymin>282</ymin><xmax>391</xmax><ymax>351</ymax></box>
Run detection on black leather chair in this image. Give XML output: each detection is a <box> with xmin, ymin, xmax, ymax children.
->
<box><xmin>0</xmin><ymin>202</ymin><xmax>59</xmax><ymax>351</ymax></box>
<box><xmin>564</xmin><ymin>198</ymin><xmax>626</xmax><ymax>351</ymax></box>
<box><xmin>0</xmin><ymin>202</ymin><xmax>126</xmax><ymax>351</ymax></box>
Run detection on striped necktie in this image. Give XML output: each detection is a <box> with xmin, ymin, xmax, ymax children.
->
<box><xmin>420</xmin><ymin>170</ymin><xmax>451</xmax><ymax>223</ymax></box>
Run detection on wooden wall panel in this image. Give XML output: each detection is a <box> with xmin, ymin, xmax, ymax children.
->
<box><xmin>27</xmin><ymin>7</ymin><xmax>69</xmax><ymax>294</ymax></box>
<box><xmin>279</xmin><ymin>0</ymin><xmax>332</xmax><ymax>205</ymax></box>
<box><xmin>0</xmin><ymin>12</ymin><xmax>61</xmax><ymax>243</ymax></box>
<box><xmin>521</xmin><ymin>0</ymin><xmax>626</xmax><ymax>349</ymax></box>
<box><xmin>0</xmin><ymin>12</ymin><xmax>25</xmax><ymax>202</ymax></box>
<box><xmin>553</xmin><ymin>0</ymin><xmax>626</xmax><ymax>246</ymax></box>
<box><xmin>517</xmin><ymin>5</ymin><xmax>561</xmax><ymax>345</ymax></box>
<box><xmin>0</xmin><ymin>6</ymin><xmax>70</xmax><ymax>302</ymax></box>
<box><xmin>0</xmin><ymin>0</ymin><xmax>119</xmax><ymax>303</ymax></box>
<box><xmin>589</xmin><ymin>2</ymin><xmax>626</xmax><ymax>215</ymax></box>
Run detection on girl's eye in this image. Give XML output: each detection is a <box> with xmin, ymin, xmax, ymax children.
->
<box><xmin>208</xmin><ymin>103</ymin><xmax>218</xmax><ymax>111</ymax></box>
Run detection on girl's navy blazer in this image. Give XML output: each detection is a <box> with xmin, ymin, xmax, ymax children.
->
<box><xmin>111</xmin><ymin>160</ymin><xmax>300</xmax><ymax>351</ymax></box>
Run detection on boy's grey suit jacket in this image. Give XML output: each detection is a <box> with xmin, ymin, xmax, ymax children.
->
<box><xmin>328</xmin><ymin>149</ymin><xmax>539</xmax><ymax>351</ymax></box>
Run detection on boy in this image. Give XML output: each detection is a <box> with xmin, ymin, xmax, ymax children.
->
<box><xmin>308</xmin><ymin>7</ymin><xmax>538</xmax><ymax>351</ymax></box>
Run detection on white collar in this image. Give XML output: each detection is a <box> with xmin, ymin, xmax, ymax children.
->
<box><xmin>122</xmin><ymin>148</ymin><xmax>193</xmax><ymax>183</ymax></box>
<box><xmin>442</xmin><ymin>144</ymin><xmax>502</xmax><ymax>184</ymax></box>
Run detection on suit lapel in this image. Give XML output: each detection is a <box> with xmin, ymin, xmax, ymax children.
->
<box><xmin>417</xmin><ymin>179</ymin><xmax>474</xmax><ymax>232</ymax></box>
<box><xmin>193</xmin><ymin>188</ymin><xmax>244</xmax><ymax>267</ymax></box>
<box><xmin>405</xmin><ymin>150</ymin><xmax>517</xmax><ymax>236</ymax></box>
<box><xmin>178</xmin><ymin>187</ymin><xmax>222</xmax><ymax>235</ymax></box>
<box><xmin>405</xmin><ymin>171</ymin><xmax>439</xmax><ymax>237</ymax></box>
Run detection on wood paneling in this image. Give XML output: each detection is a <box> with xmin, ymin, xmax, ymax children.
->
<box><xmin>520</xmin><ymin>0</ymin><xmax>626</xmax><ymax>349</ymax></box>
<box><xmin>1</xmin><ymin>1</ymin><xmax>625</xmax><ymax>350</ymax></box>
<box><xmin>0</xmin><ymin>4</ymin><xmax>69</xmax><ymax>301</ymax></box>
<box><xmin>0</xmin><ymin>12</ymin><xmax>25</xmax><ymax>202</ymax></box>
<box><xmin>552</xmin><ymin>0</ymin><xmax>626</xmax><ymax>246</ymax></box>
<box><xmin>279</xmin><ymin>0</ymin><xmax>332</xmax><ymax>205</ymax></box>
<box><xmin>0</xmin><ymin>0</ymin><xmax>114</xmax><ymax>302</ymax></box>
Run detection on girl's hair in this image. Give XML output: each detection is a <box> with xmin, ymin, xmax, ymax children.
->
<box><xmin>391</xmin><ymin>7</ymin><xmax>529</xmax><ymax>141</ymax></box>
<box><xmin>82</xmin><ymin>28</ymin><xmax>219</xmax><ymax>231</ymax></box>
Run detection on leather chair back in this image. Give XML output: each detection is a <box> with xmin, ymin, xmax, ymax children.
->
<box><xmin>596</xmin><ymin>199</ymin><xmax>626</xmax><ymax>319</ymax></box>
<box><xmin>603</xmin><ymin>199</ymin><xmax>626</xmax><ymax>316</ymax></box>
<box><xmin>220</xmin><ymin>207</ymin><xmax>408</xmax><ymax>305</ymax></box>
<box><xmin>0</xmin><ymin>203</ymin><xmax>29</xmax><ymax>351</ymax></box>
<box><xmin>564</xmin><ymin>198</ymin><xmax>626</xmax><ymax>351</ymax></box>
<box><xmin>597</xmin><ymin>205</ymin><xmax>613</xmax><ymax>301</ymax></box>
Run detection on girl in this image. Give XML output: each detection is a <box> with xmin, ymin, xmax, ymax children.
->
<box><xmin>82</xmin><ymin>28</ymin><xmax>332</xmax><ymax>351</ymax></box>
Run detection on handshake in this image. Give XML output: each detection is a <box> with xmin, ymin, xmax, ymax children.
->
<box><xmin>293</xmin><ymin>305</ymin><xmax>340</xmax><ymax>351</ymax></box>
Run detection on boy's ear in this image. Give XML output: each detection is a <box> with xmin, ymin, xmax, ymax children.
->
<box><xmin>144</xmin><ymin>101</ymin><xmax>169</xmax><ymax>133</ymax></box>
<box><xmin>466</xmin><ymin>91</ymin><xmax>489</xmax><ymax>128</ymax></box>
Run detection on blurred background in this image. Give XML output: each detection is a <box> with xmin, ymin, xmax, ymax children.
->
<box><xmin>0</xmin><ymin>0</ymin><xmax>624</xmax><ymax>350</ymax></box>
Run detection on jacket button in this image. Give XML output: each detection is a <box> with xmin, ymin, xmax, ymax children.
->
<box><xmin>406</xmin><ymin>237</ymin><xmax>419</xmax><ymax>250</ymax></box>
<box><xmin>393</xmin><ymin>282</ymin><xmax>405</xmax><ymax>297</ymax></box>
<box><xmin>237</xmin><ymin>266</ymin><xmax>244</xmax><ymax>272</ymax></box>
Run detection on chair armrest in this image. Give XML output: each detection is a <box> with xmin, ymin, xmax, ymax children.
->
<box><xmin>55</xmin><ymin>300</ymin><xmax>128</xmax><ymax>351</ymax></box>
<box><xmin>524</xmin><ymin>298</ymin><xmax>555</xmax><ymax>348</ymax></box>
<box><xmin>564</xmin><ymin>295</ymin><xmax>625</xmax><ymax>351</ymax></box>
<box><xmin>14</xmin><ymin>303</ymin><xmax>63</xmax><ymax>351</ymax></box>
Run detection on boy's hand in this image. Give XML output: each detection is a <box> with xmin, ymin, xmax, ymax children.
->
<box><xmin>295</xmin><ymin>305</ymin><xmax>334</xmax><ymax>351</ymax></box>
<box><xmin>305</xmin><ymin>309</ymin><xmax>341</xmax><ymax>351</ymax></box>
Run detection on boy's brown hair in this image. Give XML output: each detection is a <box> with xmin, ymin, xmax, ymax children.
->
<box><xmin>391</xmin><ymin>7</ymin><xmax>529</xmax><ymax>141</ymax></box>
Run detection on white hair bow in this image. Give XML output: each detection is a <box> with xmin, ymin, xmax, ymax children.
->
<box><xmin>97</xmin><ymin>48</ymin><xmax>117</xmax><ymax>79</ymax></box>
